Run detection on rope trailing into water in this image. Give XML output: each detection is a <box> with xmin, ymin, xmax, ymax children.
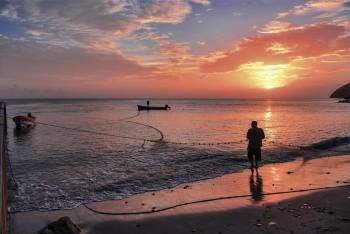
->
<box><xmin>127</xmin><ymin>120</ymin><xmax>164</xmax><ymax>141</ymax></box>
<box><xmin>83</xmin><ymin>184</ymin><xmax>350</xmax><ymax>216</ymax></box>
<box><xmin>164</xmin><ymin>140</ymin><xmax>241</xmax><ymax>146</ymax></box>
<box><xmin>6</xmin><ymin>113</ymin><xmax>350</xmax><ymax>215</ymax></box>
<box><xmin>267</xmin><ymin>140</ymin><xmax>302</xmax><ymax>149</ymax></box>
<box><xmin>7</xmin><ymin>112</ymin><xmax>166</xmax><ymax>144</ymax></box>
<box><xmin>82</xmin><ymin>112</ymin><xmax>141</xmax><ymax>124</ymax></box>
<box><xmin>6</xmin><ymin>112</ymin><xmax>164</xmax><ymax>143</ymax></box>
<box><xmin>164</xmin><ymin>140</ymin><xmax>303</xmax><ymax>149</ymax></box>
<box><xmin>7</xmin><ymin>116</ymin><xmax>306</xmax><ymax>149</ymax></box>
<box><xmin>117</xmin><ymin>112</ymin><xmax>141</xmax><ymax>121</ymax></box>
<box><xmin>35</xmin><ymin>120</ymin><xmax>162</xmax><ymax>143</ymax></box>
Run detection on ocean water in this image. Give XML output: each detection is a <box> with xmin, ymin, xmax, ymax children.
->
<box><xmin>5</xmin><ymin>99</ymin><xmax>350</xmax><ymax>212</ymax></box>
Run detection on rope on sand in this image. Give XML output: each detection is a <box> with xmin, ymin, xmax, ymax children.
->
<box><xmin>83</xmin><ymin>184</ymin><xmax>350</xmax><ymax>216</ymax></box>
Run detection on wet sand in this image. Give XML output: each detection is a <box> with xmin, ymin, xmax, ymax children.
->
<box><xmin>11</xmin><ymin>155</ymin><xmax>350</xmax><ymax>234</ymax></box>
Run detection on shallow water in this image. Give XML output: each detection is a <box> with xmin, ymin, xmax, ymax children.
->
<box><xmin>5</xmin><ymin>99</ymin><xmax>350</xmax><ymax>212</ymax></box>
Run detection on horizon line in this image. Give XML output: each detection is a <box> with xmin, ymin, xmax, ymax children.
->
<box><xmin>0</xmin><ymin>97</ymin><xmax>333</xmax><ymax>101</ymax></box>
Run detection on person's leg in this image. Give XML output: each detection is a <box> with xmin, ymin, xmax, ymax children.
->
<box><xmin>248</xmin><ymin>148</ymin><xmax>254</xmax><ymax>170</ymax></box>
<box><xmin>255</xmin><ymin>148</ymin><xmax>262</xmax><ymax>168</ymax></box>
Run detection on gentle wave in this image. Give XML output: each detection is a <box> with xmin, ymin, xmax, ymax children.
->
<box><xmin>9</xmin><ymin>136</ymin><xmax>350</xmax><ymax>212</ymax></box>
<box><xmin>301</xmin><ymin>137</ymin><xmax>350</xmax><ymax>150</ymax></box>
<box><xmin>7</xmin><ymin>99</ymin><xmax>350</xmax><ymax>212</ymax></box>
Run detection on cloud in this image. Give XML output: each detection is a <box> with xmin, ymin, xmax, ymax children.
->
<box><xmin>0</xmin><ymin>1</ymin><xmax>17</xmax><ymax>19</ymax></box>
<box><xmin>202</xmin><ymin>22</ymin><xmax>350</xmax><ymax>73</ymax></box>
<box><xmin>259</xmin><ymin>21</ymin><xmax>294</xmax><ymax>34</ymax></box>
<box><xmin>0</xmin><ymin>0</ymin><xmax>197</xmax><ymax>87</ymax></box>
<box><xmin>0</xmin><ymin>0</ymin><xmax>192</xmax><ymax>51</ymax></box>
<box><xmin>232</xmin><ymin>11</ymin><xmax>242</xmax><ymax>16</ymax></box>
<box><xmin>277</xmin><ymin>0</ymin><xmax>349</xmax><ymax>18</ymax></box>
<box><xmin>137</xmin><ymin>1</ymin><xmax>191</xmax><ymax>24</ymax></box>
<box><xmin>0</xmin><ymin>37</ymin><xmax>153</xmax><ymax>83</ymax></box>
<box><xmin>190</xmin><ymin>0</ymin><xmax>211</xmax><ymax>6</ymax></box>
<box><xmin>158</xmin><ymin>41</ymin><xmax>190</xmax><ymax>57</ymax></box>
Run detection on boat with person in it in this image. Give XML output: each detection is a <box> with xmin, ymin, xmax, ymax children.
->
<box><xmin>137</xmin><ymin>104</ymin><xmax>170</xmax><ymax>111</ymax></box>
<box><xmin>13</xmin><ymin>113</ymin><xmax>36</xmax><ymax>128</ymax></box>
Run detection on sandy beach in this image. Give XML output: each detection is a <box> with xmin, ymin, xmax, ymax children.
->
<box><xmin>10</xmin><ymin>154</ymin><xmax>350</xmax><ymax>234</ymax></box>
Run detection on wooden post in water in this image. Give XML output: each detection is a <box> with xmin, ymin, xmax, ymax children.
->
<box><xmin>0</xmin><ymin>102</ymin><xmax>9</xmax><ymax>234</ymax></box>
<box><xmin>3</xmin><ymin>103</ymin><xmax>7</xmax><ymax>135</ymax></box>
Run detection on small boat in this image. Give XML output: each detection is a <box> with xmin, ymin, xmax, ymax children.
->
<box><xmin>13</xmin><ymin>113</ymin><xmax>36</xmax><ymax>128</ymax></box>
<box><xmin>137</xmin><ymin>105</ymin><xmax>170</xmax><ymax>111</ymax></box>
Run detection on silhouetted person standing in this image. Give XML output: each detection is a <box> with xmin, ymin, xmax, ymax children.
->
<box><xmin>246</xmin><ymin>121</ymin><xmax>265</xmax><ymax>169</ymax></box>
<box><xmin>147</xmin><ymin>100</ymin><xmax>150</xmax><ymax>107</ymax></box>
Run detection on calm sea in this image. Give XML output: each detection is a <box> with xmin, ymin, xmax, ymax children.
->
<box><xmin>5</xmin><ymin>99</ymin><xmax>350</xmax><ymax>212</ymax></box>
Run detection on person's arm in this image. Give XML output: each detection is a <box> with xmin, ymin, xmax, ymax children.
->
<box><xmin>246</xmin><ymin>129</ymin><xmax>250</xmax><ymax>140</ymax></box>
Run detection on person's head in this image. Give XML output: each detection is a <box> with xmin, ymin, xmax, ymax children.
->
<box><xmin>251</xmin><ymin>121</ymin><xmax>258</xmax><ymax>128</ymax></box>
<box><xmin>27</xmin><ymin>113</ymin><xmax>32</xmax><ymax>117</ymax></box>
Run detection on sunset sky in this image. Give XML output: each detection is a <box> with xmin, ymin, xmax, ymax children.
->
<box><xmin>0</xmin><ymin>0</ymin><xmax>349</xmax><ymax>98</ymax></box>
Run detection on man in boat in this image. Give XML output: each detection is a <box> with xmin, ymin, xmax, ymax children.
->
<box><xmin>246</xmin><ymin>121</ymin><xmax>265</xmax><ymax>170</ymax></box>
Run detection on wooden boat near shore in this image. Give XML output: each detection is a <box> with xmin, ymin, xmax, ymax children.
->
<box><xmin>137</xmin><ymin>105</ymin><xmax>170</xmax><ymax>111</ymax></box>
<box><xmin>13</xmin><ymin>114</ymin><xmax>36</xmax><ymax>128</ymax></box>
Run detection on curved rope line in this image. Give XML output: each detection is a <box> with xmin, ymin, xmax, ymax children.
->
<box><xmin>126</xmin><ymin>120</ymin><xmax>164</xmax><ymax>142</ymax></box>
<box><xmin>164</xmin><ymin>140</ymin><xmax>242</xmax><ymax>146</ymax></box>
<box><xmin>83</xmin><ymin>184</ymin><xmax>350</xmax><ymax>216</ymax></box>
<box><xmin>117</xmin><ymin>112</ymin><xmax>141</xmax><ymax>121</ymax></box>
<box><xmin>85</xmin><ymin>112</ymin><xmax>141</xmax><ymax>123</ymax></box>
<box><xmin>7</xmin><ymin>115</ymin><xmax>161</xmax><ymax>143</ymax></box>
<box><xmin>35</xmin><ymin>121</ymin><xmax>160</xmax><ymax>142</ymax></box>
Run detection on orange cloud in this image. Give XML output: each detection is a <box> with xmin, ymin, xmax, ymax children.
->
<box><xmin>190</xmin><ymin>0</ymin><xmax>211</xmax><ymax>6</ymax></box>
<box><xmin>201</xmin><ymin>22</ymin><xmax>349</xmax><ymax>73</ymax></box>
<box><xmin>277</xmin><ymin>0</ymin><xmax>349</xmax><ymax>18</ymax></box>
<box><xmin>138</xmin><ymin>1</ymin><xmax>191</xmax><ymax>24</ymax></box>
<box><xmin>0</xmin><ymin>0</ymin><xmax>193</xmax><ymax>53</ymax></box>
<box><xmin>259</xmin><ymin>21</ymin><xmax>296</xmax><ymax>34</ymax></box>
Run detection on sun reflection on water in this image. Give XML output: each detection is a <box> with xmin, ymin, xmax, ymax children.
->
<box><xmin>263</xmin><ymin>105</ymin><xmax>275</xmax><ymax>143</ymax></box>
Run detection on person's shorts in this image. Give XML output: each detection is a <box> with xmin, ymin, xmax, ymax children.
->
<box><xmin>248</xmin><ymin>147</ymin><xmax>261</xmax><ymax>162</ymax></box>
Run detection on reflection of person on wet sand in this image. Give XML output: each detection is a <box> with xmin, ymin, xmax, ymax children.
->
<box><xmin>249</xmin><ymin>170</ymin><xmax>264</xmax><ymax>202</ymax></box>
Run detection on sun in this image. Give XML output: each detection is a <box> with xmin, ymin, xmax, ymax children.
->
<box><xmin>238</xmin><ymin>62</ymin><xmax>295</xmax><ymax>90</ymax></box>
<box><xmin>264</xmin><ymin>84</ymin><xmax>275</xmax><ymax>89</ymax></box>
